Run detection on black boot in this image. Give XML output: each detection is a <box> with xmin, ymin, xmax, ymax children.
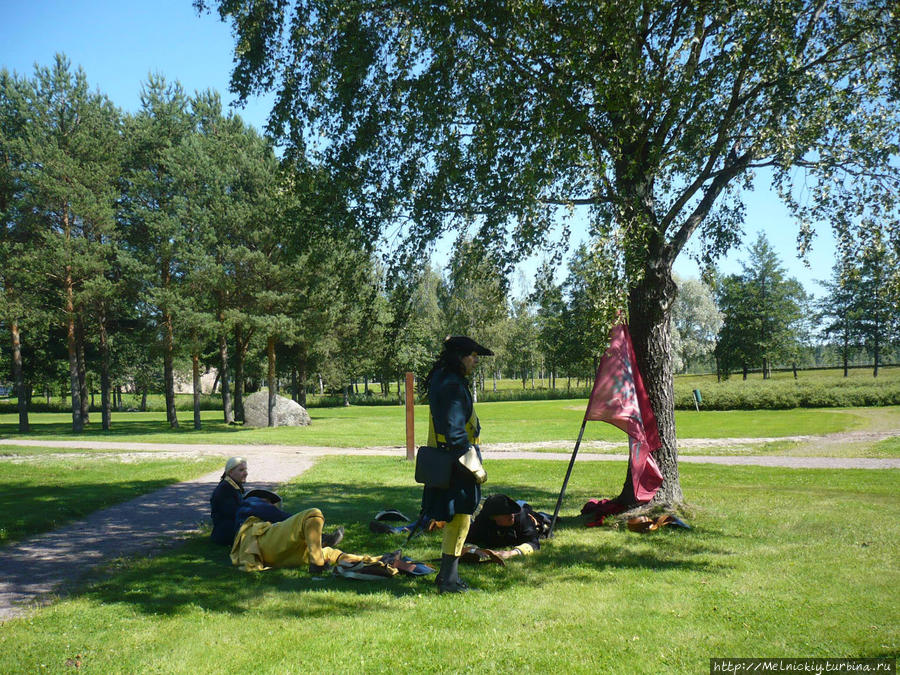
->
<box><xmin>322</xmin><ymin>526</ymin><xmax>344</xmax><ymax>548</ymax></box>
<box><xmin>435</xmin><ymin>554</ymin><xmax>468</xmax><ymax>593</ymax></box>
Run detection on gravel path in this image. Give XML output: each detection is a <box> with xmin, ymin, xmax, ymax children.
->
<box><xmin>1</xmin><ymin>437</ymin><xmax>897</xmax><ymax>622</ymax></box>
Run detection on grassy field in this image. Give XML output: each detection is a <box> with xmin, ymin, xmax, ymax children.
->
<box><xmin>3</xmin><ymin>365</ymin><xmax>897</xmax><ymax>411</ymax></box>
<box><xmin>0</xmin><ymin>453</ymin><xmax>223</xmax><ymax>546</ymax></box>
<box><xmin>3</xmin><ymin>401</ymin><xmax>896</xmax><ymax>448</ymax></box>
<box><xmin>0</xmin><ymin>456</ymin><xmax>896</xmax><ymax>673</ymax></box>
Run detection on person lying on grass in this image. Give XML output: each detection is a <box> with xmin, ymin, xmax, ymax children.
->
<box><xmin>211</xmin><ymin>456</ymin><xmax>375</xmax><ymax>574</ymax></box>
<box><xmin>464</xmin><ymin>494</ymin><xmax>548</xmax><ymax>561</ymax></box>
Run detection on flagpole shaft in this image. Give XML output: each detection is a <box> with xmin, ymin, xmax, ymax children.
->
<box><xmin>548</xmin><ymin>419</ymin><xmax>588</xmax><ymax>538</ymax></box>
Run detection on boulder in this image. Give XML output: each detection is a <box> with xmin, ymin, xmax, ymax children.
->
<box><xmin>242</xmin><ymin>391</ymin><xmax>311</xmax><ymax>427</ymax></box>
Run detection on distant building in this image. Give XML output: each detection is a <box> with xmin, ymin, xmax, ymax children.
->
<box><xmin>172</xmin><ymin>368</ymin><xmax>219</xmax><ymax>395</ymax></box>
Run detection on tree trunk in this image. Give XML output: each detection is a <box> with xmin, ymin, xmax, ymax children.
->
<box><xmin>192</xmin><ymin>351</ymin><xmax>202</xmax><ymax>430</ymax></box>
<box><xmin>10</xmin><ymin>319</ymin><xmax>29</xmax><ymax>432</ymax></box>
<box><xmin>65</xmin><ymin>269</ymin><xmax>84</xmax><ymax>432</ymax></box>
<box><xmin>162</xmin><ymin>307</ymin><xmax>178</xmax><ymax>428</ymax></box>
<box><xmin>99</xmin><ymin>308</ymin><xmax>111</xmax><ymax>431</ymax></box>
<box><xmin>343</xmin><ymin>385</ymin><xmax>350</xmax><ymax>407</ymax></box>
<box><xmin>297</xmin><ymin>356</ymin><xmax>307</xmax><ymax>408</ymax></box>
<box><xmin>872</xmin><ymin>310</ymin><xmax>880</xmax><ymax>377</ymax></box>
<box><xmin>291</xmin><ymin>368</ymin><xmax>299</xmax><ymax>402</ymax></box>
<box><xmin>218</xmin><ymin>320</ymin><xmax>233</xmax><ymax>423</ymax></box>
<box><xmin>77</xmin><ymin>318</ymin><xmax>89</xmax><ymax>423</ymax></box>
<box><xmin>628</xmin><ymin>263</ymin><xmax>683</xmax><ymax>507</ymax></box>
<box><xmin>267</xmin><ymin>335</ymin><xmax>277</xmax><ymax>427</ymax></box>
<box><xmin>140</xmin><ymin>385</ymin><xmax>147</xmax><ymax>412</ymax></box>
<box><xmin>233</xmin><ymin>326</ymin><xmax>245</xmax><ymax>422</ymax></box>
<box><xmin>873</xmin><ymin>339</ymin><xmax>879</xmax><ymax>377</ymax></box>
<box><xmin>842</xmin><ymin>329</ymin><xmax>849</xmax><ymax>377</ymax></box>
<box><xmin>234</xmin><ymin>350</ymin><xmax>245</xmax><ymax>423</ymax></box>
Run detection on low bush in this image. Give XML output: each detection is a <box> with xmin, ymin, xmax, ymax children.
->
<box><xmin>676</xmin><ymin>378</ymin><xmax>900</xmax><ymax>410</ymax></box>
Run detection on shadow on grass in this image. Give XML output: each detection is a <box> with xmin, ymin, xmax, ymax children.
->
<box><xmin>75</xmin><ymin>479</ymin><xmax>729</xmax><ymax>619</ymax></box>
<box><xmin>0</xmin><ymin>418</ymin><xmax>252</xmax><ymax>439</ymax></box>
<box><xmin>0</xmin><ymin>477</ymin><xmax>209</xmax><ymax>547</ymax></box>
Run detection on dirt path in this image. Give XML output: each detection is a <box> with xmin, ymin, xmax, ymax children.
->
<box><xmin>1</xmin><ymin>437</ymin><xmax>897</xmax><ymax>622</ymax></box>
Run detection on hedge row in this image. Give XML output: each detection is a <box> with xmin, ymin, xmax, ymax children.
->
<box><xmin>3</xmin><ymin>379</ymin><xmax>898</xmax><ymax>413</ymax></box>
<box><xmin>673</xmin><ymin>380</ymin><xmax>900</xmax><ymax>410</ymax></box>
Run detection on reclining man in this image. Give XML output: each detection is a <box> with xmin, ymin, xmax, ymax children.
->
<box><xmin>465</xmin><ymin>494</ymin><xmax>549</xmax><ymax>560</ymax></box>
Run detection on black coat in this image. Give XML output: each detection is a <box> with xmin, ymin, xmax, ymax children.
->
<box><xmin>210</xmin><ymin>479</ymin><xmax>243</xmax><ymax>546</ymax></box>
<box><xmin>467</xmin><ymin>506</ymin><xmax>541</xmax><ymax>551</ymax></box>
<box><xmin>420</xmin><ymin>367</ymin><xmax>481</xmax><ymax>521</ymax></box>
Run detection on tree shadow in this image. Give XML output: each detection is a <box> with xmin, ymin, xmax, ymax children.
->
<box><xmin>70</xmin><ymin>478</ymin><xmax>730</xmax><ymax>618</ymax></box>
<box><xmin>0</xmin><ymin>417</ymin><xmax>254</xmax><ymax>439</ymax></box>
<box><xmin>0</xmin><ymin>478</ymin><xmax>208</xmax><ymax>545</ymax></box>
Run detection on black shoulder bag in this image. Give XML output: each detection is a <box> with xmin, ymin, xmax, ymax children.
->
<box><xmin>414</xmin><ymin>445</ymin><xmax>453</xmax><ymax>489</ymax></box>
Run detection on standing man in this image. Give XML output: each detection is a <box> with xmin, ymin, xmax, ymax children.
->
<box><xmin>420</xmin><ymin>335</ymin><xmax>493</xmax><ymax>593</ymax></box>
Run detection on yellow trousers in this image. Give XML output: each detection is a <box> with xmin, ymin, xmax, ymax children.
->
<box><xmin>232</xmin><ymin>508</ymin><xmax>362</xmax><ymax>571</ymax></box>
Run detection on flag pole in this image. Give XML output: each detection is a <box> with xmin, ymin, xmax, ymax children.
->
<box><xmin>548</xmin><ymin>418</ymin><xmax>587</xmax><ymax>538</ymax></box>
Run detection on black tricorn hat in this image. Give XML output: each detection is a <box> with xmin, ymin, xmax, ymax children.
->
<box><xmin>444</xmin><ymin>335</ymin><xmax>494</xmax><ymax>356</ymax></box>
<box><xmin>244</xmin><ymin>488</ymin><xmax>282</xmax><ymax>505</ymax></box>
<box><xmin>480</xmin><ymin>494</ymin><xmax>522</xmax><ymax>517</ymax></box>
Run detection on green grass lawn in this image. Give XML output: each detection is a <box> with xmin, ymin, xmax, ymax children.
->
<box><xmin>0</xmin><ymin>456</ymin><xmax>896</xmax><ymax>673</ymax></box>
<box><xmin>3</xmin><ymin>402</ymin><xmax>895</xmax><ymax>448</ymax></box>
<box><xmin>0</xmin><ymin>454</ymin><xmax>222</xmax><ymax>545</ymax></box>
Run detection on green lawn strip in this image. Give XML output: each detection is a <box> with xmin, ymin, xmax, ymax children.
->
<box><xmin>0</xmin><ymin>444</ymin><xmax>156</xmax><ymax>457</ymax></box>
<box><xmin>3</xmin><ymin>403</ymin><xmax>890</xmax><ymax>447</ymax></box>
<box><xmin>0</xmin><ymin>457</ymin><xmax>895</xmax><ymax>673</ymax></box>
<box><xmin>873</xmin><ymin>436</ymin><xmax>900</xmax><ymax>455</ymax></box>
<box><xmin>523</xmin><ymin>437</ymin><xmax>900</xmax><ymax>458</ymax></box>
<box><xmin>0</xmin><ymin>455</ymin><xmax>222</xmax><ymax>545</ymax></box>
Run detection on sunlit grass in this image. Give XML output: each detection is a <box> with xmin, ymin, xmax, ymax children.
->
<box><xmin>0</xmin><ymin>456</ymin><xmax>895</xmax><ymax>673</ymax></box>
<box><xmin>3</xmin><ymin>403</ymin><xmax>893</xmax><ymax>448</ymax></box>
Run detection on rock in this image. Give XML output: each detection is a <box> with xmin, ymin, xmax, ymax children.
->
<box><xmin>242</xmin><ymin>391</ymin><xmax>311</xmax><ymax>427</ymax></box>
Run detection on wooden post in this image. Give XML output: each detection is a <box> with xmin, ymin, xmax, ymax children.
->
<box><xmin>405</xmin><ymin>372</ymin><xmax>415</xmax><ymax>461</ymax></box>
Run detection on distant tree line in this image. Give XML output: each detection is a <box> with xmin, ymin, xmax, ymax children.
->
<box><xmin>2</xmin><ymin>58</ymin><xmax>898</xmax><ymax>434</ymax></box>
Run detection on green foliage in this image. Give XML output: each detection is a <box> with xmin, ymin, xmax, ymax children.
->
<box><xmin>818</xmin><ymin>229</ymin><xmax>900</xmax><ymax>378</ymax></box>
<box><xmin>671</xmin><ymin>274</ymin><xmax>722</xmax><ymax>373</ymax></box>
<box><xmin>202</xmin><ymin>0</ymin><xmax>900</xmax><ymax>501</ymax></box>
<box><xmin>0</xmin><ymin>457</ymin><xmax>895</xmax><ymax>671</ymax></box>
<box><xmin>715</xmin><ymin>233</ymin><xmax>810</xmax><ymax>378</ymax></box>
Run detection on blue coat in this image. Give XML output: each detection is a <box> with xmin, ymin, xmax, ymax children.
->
<box><xmin>210</xmin><ymin>479</ymin><xmax>243</xmax><ymax>546</ymax></box>
<box><xmin>211</xmin><ymin>482</ymin><xmax>290</xmax><ymax>546</ymax></box>
<box><xmin>420</xmin><ymin>367</ymin><xmax>481</xmax><ymax>520</ymax></box>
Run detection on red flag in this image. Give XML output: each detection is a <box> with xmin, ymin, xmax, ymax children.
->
<box><xmin>584</xmin><ymin>324</ymin><xmax>663</xmax><ymax>503</ymax></box>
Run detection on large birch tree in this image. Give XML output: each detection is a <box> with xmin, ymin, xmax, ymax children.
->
<box><xmin>200</xmin><ymin>0</ymin><xmax>899</xmax><ymax>504</ymax></box>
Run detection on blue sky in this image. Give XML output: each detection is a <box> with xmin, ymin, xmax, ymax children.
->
<box><xmin>1</xmin><ymin>0</ymin><xmax>836</xmax><ymax>297</ymax></box>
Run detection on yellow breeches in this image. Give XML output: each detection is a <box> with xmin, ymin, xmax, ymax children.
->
<box><xmin>231</xmin><ymin>508</ymin><xmax>343</xmax><ymax>571</ymax></box>
<box><xmin>441</xmin><ymin>513</ymin><xmax>472</xmax><ymax>557</ymax></box>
